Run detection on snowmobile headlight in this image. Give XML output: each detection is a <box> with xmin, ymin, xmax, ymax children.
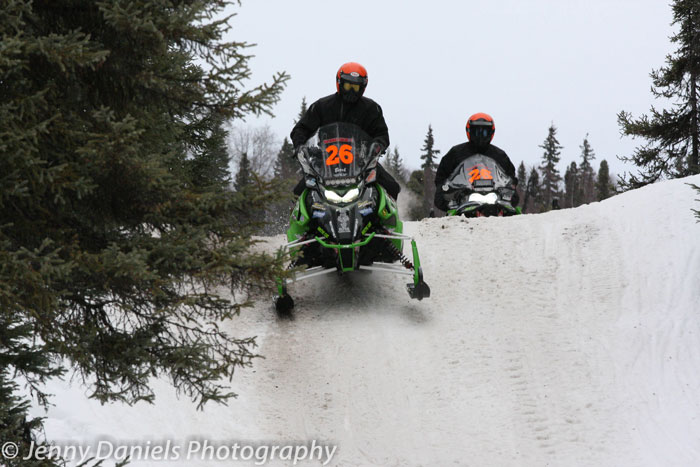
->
<box><xmin>468</xmin><ymin>192</ymin><xmax>498</xmax><ymax>204</ymax></box>
<box><xmin>324</xmin><ymin>188</ymin><xmax>360</xmax><ymax>204</ymax></box>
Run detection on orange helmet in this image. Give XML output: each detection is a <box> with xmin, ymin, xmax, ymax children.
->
<box><xmin>466</xmin><ymin>113</ymin><xmax>495</xmax><ymax>148</ymax></box>
<box><xmin>336</xmin><ymin>62</ymin><xmax>368</xmax><ymax>102</ymax></box>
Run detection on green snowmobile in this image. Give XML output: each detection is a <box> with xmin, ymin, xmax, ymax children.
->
<box><xmin>275</xmin><ymin>123</ymin><xmax>430</xmax><ymax>313</ymax></box>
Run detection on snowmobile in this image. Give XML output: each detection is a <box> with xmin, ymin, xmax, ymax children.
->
<box><xmin>440</xmin><ymin>154</ymin><xmax>521</xmax><ymax>217</ymax></box>
<box><xmin>275</xmin><ymin>122</ymin><xmax>430</xmax><ymax>313</ymax></box>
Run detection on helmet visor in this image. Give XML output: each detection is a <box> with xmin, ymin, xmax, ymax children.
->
<box><xmin>471</xmin><ymin>126</ymin><xmax>493</xmax><ymax>141</ymax></box>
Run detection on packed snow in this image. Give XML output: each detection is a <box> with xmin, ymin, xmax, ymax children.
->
<box><xmin>29</xmin><ymin>175</ymin><xmax>700</xmax><ymax>466</ymax></box>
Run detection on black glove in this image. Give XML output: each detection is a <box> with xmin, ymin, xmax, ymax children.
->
<box><xmin>294</xmin><ymin>146</ymin><xmax>323</xmax><ymax>162</ymax></box>
<box><xmin>369</xmin><ymin>140</ymin><xmax>385</xmax><ymax>157</ymax></box>
<box><xmin>308</xmin><ymin>146</ymin><xmax>322</xmax><ymax>158</ymax></box>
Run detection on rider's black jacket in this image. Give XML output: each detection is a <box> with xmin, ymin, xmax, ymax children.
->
<box><xmin>433</xmin><ymin>141</ymin><xmax>517</xmax><ymax>211</ymax></box>
<box><xmin>290</xmin><ymin>93</ymin><xmax>399</xmax><ymax>198</ymax></box>
<box><xmin>291</xmin><ymin>93</ymin><xmax>390</xmax><ymax>149</ymax></box>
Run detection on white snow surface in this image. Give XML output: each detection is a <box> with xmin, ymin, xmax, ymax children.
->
<box><xmin>32</xmin><ymin>175</ymin><xmax>700</xmax><ymax>466</ymax></box>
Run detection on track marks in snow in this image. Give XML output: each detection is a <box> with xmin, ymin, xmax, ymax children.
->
<box><xmin>35</xmin><ymin>176</ymin><xmax>700</xmax><ymax>467</ymax></box>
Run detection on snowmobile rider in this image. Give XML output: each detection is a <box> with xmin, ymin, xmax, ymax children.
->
<box><xmin>290</xmin><ymin>62</ymin><xmax>401</xmax><ymax>199</ymax></box>
<box><xmin>433</xmin><ymin>113</ymin><xmax>518</xmax><ymax>211</ymax></box>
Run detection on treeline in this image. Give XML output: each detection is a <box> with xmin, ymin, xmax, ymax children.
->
<box><xmin>517</xmin><ymin>125</ymin><xmax>616</xmax><ymax>214</ymax></box>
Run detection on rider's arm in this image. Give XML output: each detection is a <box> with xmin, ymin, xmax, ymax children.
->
<box><xmin>434</xmin><ymin>146</ymin><xmax>458</xmax><ymax>190</ymax></box>
<box><xmin>433</xmin><ymin>147</ymin><xmax>458</xmax><ymax>211</ymax></box>
<box><xmin>366</xmin><ymin>102</ymin><xmax>390</xmax><ymax>149</ymax></box>
<box><xmin>290</xmin><ymin>101</ymin><xmax>322</xmax><ymax>148</ymax></box>
<box><xmin>497</xmin><ymin>148</ymin><xmax>517</xmax><ymax>180</ymax></box>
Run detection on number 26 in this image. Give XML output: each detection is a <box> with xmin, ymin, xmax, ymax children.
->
<box><xmin>326</xmin><ymin>144</ymin><xmax>354</xmax><ymax>165</ymax></box>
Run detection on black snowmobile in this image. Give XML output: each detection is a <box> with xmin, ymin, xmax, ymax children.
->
<box><xmin>441</xmin><ymin>154</ymin><xmax>520</xmax><ymax>217</ymax></box>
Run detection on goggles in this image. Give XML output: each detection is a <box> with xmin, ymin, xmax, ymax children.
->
<box><xmin>343</xmin><ymin>82</ymin><xmax>361</xmax><ymax>92</ymax></box>
<box><xmin>471</xmin><ymin>127</ymin><xmax>493</xmax><ymax>139</ymax></box>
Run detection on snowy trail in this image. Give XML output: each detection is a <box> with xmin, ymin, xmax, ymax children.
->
<box><xmin>35</xmin><ymin>176</ymin><xmax>700</xmax><ymax>467</ymax></box>
<box><xmin>254</xmin><ymin>205</ymin><xmax>637</xmax><ymax>466</ymax></box>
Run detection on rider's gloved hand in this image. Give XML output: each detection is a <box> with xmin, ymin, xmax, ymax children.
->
<box><xmin>370</xmin><ymin>139</ymin><xmax>385</xmax><ymax>157</ymax></box>
<box><xmin>308</xmin><ymin>146</ymin><xmax>322</xmax><ymax>158</ymax></box>
<box><xmin>293</xmin><ymin>145</ymin><xmax>321</xmax><ymax>160</ymax></box>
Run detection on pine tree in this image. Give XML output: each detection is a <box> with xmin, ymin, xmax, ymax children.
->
<box><xmin>0</xmin><ymin>313</ymin><xmax>64</xmax><ymax>467</ymax></box>
<box><xmin>190</xmin><ymin>115</ymin><xmax>232</xmax><ymax>190</ymax></box>
<box><xmin>539</xmin><ymin>124</ymin><xmax>563</xmax><ymax>210</ymax></box>
<box><xmin>234</xmin><ymin>152</ymin><xmax>253</xmax><ymax>192</ymax></box>
<box><xmin>384</xmin><ymin>146</ymin><xmax>407</xmax><ymax>183</ymax></box>
<box><xmin>274</xmin><ymin>137</ymin><xmax>299</xmax><ymax>181</ymax></box>
<box><xmin>263</xmin><ymin>138</ymin><xmax>298</xmax><ymax>235</ymax></box>
<box><xmin>420</xmin><ymin>125</ymin><xmax>440</xmax><ymax>170</ymax></box>
<box><xmin>579</xmin><ymin>135</ymin><xmax>597</xmax><ymax>203</ymax></box>
<box><xmin>420</xmin><ymin>125</ymin><xmax>440</xmax><ymax>216</ymax></box>
<box><xmin>596</xmin><ymin>159</ymin><xmax>614</xmax><ymax>201</ymax></box>
<box><xmin>523</xmin><ymin>167</ymin><xmax>541</xmax><ymax>213</ymax></box>
<box><xmin>406</xmin><ymin>169</ymin><xmax>427</xmax><ymax>220</ymax></box>
<box><xmin>0</xmin><ymin>0</ymin><xmax>289</xmax><ymax>460</ymax></box>
<box><xmin>618</xmin><ymin>0</ymin><xmax>700</xmax><ymax>188</ymax></box>
<box><xmin>234</xmin><ymin>152</ymin><xmax>266</xmax><ymax>228</ymax></box>
<box><xmin>564</xmin><ymin>161</ymin><xmax>580</xmax><ymax>208</ymax></box>
<box><xmin>294</xmin><ymin>97</ymin><xmax>308</xmax><ymax>125</ymax></box>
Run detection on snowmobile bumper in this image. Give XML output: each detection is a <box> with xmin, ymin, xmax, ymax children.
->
<box><xmin>277</xmin><ymin>232</ymin><xmax>430</xmax><ymax>302</ymax></box>
<box><xmin>449</xmin><ymin>200</ymin><xmax>519</xmax><ymax>217</ymax></box>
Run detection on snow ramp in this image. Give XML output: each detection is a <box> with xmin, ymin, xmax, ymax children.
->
<box><xmin>37</xmin><ymin>175</ymin><xmax>700</xmax><ymax>467</ymax></box>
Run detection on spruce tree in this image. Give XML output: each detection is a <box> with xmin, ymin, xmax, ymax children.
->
<box><xmin>618</xmin><ymin>0</ymin><xmax>700</xmax><ymax>188</ymax></box>
<box><xmin>596</xmin><ymin>159</ymin><xmax>614</xmax><ymax>201</ymax></box>
<box><xmin>564</xmin><ymin>161</ymin><xmax>580</xmax><ymax>208</ymax></box>
<box><xmin>420</xmin><ymin>125</ymin><xmax>440</xmax><ymax>170</ymax></box>
<box><xmin>579</xmin><ymin>135</ymin><xmax>597</xmax><ymax>203</ymax></box>
<box><xmin>406</xmin><ymin>169</ymin><xmax>426</xmax><ymax>220</ymax></box>
<box><xmin>523</xmin><ymin>167</ymin><xmax>542</xmax><ymax>213</ymax></box>
<box><xmin>420</xmin><ymin>125</ymin><xmax>440</xmax><ymax>216</ymax></box>
<box><xmin>517</xmin><ymin>162</ymin><xmax>527</xmax><ymax>187</ymax></box>
<box><xmin>539</xmin><ymin>124</ymin><xmax>563</xmax><ymax>210</ymax></box>
<box><xmin>384</xmin><ymin>146</ymin><xmax>407</xmax><ymax>183</ymax></box>
<box><xmin>234</xmin><ymin>152</ymin><xmax>266</xmax><ymax>229</ymax></box>
<box><xmin>0</xmin><ymin>0</ymin><xmax>289</xmax><ymax>460</ymax></box>
<box><xmin>234</xmin><ymin>152</ymin><xmax>253</xmax><ymax>192</ymax></box>
<box><xmin>264</xmin><ymin>138</ymin><xmax>298</xmax><ymax>235</ymax></box>
<box><xmin>0</xmin><ymin>314</ymin><xmax>63</xmax><ymax>467</ymax></box>
<box><xmin>190</xmin><ymin>115</ymin><xmax>232</xmax><ymax>190</ymax></box>
<box><xmin>294</xmin><ymin>97</ymin><xmax>308</xmax><ymax>125</ymax></box>
<box><xmin>274</xmin><ymin>138</ymin><xmax>299</xmax><ymax>181</ymax></box>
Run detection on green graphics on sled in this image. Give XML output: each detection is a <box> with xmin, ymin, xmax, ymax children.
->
<box><xmin>440</xmin><ymin>154</ymin><xmax>522</xmax><ymax>217</ymax></box>
<box><xmin>275</xmin><ymin>123</ymin><xmax>430</xmax><ymax>313</ymax></box>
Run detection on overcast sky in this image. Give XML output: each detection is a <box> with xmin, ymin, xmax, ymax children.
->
<box><xmin>224</xmin><ymin>0</ymin><xmax>675</xmax><ymax>178</ymax></box>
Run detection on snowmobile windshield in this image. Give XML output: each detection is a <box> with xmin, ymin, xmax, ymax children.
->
<box><xmin>447</xmin><ymin>154</ymin><xmax>514</xmax><ymax>192</ymax></box>
<box><xmin>304</xmin><ymin>123</ymin><xmax>372</xmax><ymax>187</ymax></box>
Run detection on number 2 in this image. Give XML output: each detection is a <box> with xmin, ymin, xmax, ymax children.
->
<box><xmin>326</xmin><ymin>145</ymin><xmax>339</xmax><ymax>165</ymax></box>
